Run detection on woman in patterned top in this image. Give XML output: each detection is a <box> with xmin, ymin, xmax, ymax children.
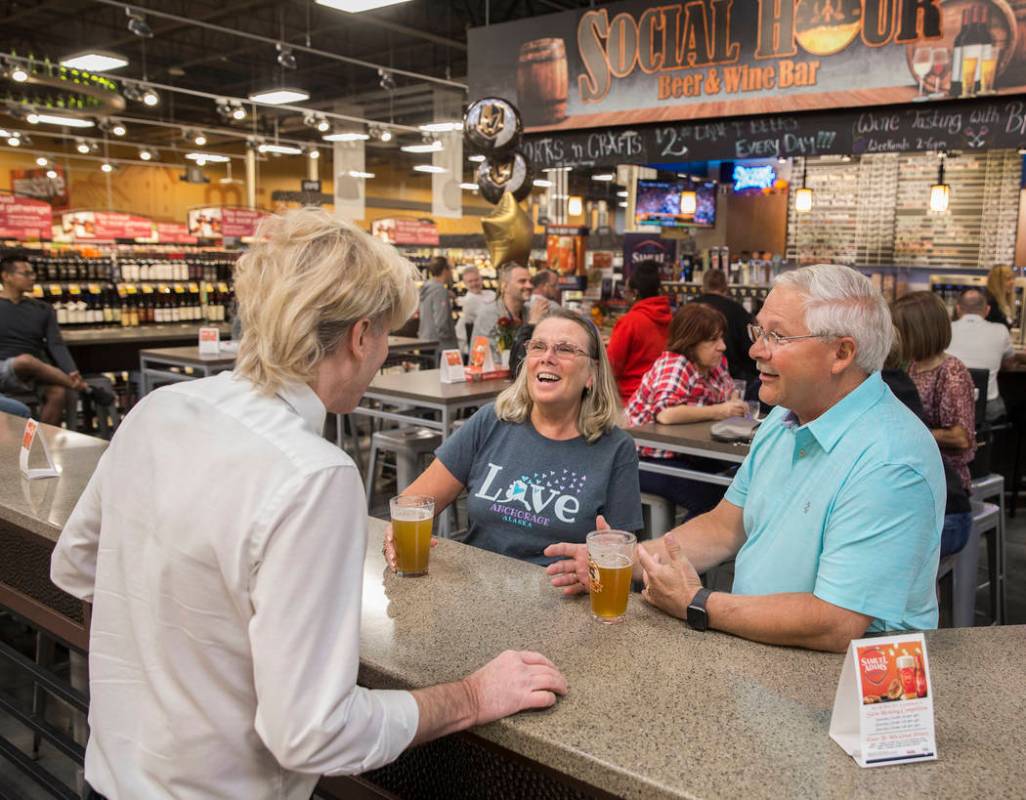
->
<box><xmin>891</xmin><ymin>292</ymin><xmax>976</xmax><ymax>493</ymax></box>
<box><xmin>626</xmin><ymin>302</ymin><xmax>748</xmax><ymax>516</ymax></box>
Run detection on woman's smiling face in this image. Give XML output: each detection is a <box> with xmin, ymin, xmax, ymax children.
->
<box><xmin>526</xmin><ymin>317</ymin><xmax>594</xmax><ymax>410</ymax></box>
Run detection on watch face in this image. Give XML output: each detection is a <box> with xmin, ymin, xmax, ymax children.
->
<box><xmin>686</xmin><ymin>603</ymin><xmax>708</xmax><ymax>631</ymax></box>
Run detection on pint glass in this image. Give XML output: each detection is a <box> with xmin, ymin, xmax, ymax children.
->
<box><xmin>587</xmin><ymin>530</ymin><xmax>636</xmax><ymax>624</ymax></box>
<box><xmin>390</xmin><ymin>495</ymin><xmax>435</xmax><ymax>577</ymax></box>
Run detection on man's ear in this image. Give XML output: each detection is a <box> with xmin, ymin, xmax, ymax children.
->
<box><xmin>831</xmin><ymin>337</ymin><xmax>857</xmax><ymax>374</ymax></box>
<box><xmin>348</xmin><ymin>319</ymin><xmax>372</xmax><ymax>358</ymax></box>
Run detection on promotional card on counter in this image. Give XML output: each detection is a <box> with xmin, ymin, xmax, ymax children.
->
<box><xmin>830</xmin><ymin>633</ymin><xmax>936</xmax><ymax>768</ymax></box>
<box><xmin>20</xmin><ymin>418</ymin><xmax>59</xmax><ymax>480</ymax></box>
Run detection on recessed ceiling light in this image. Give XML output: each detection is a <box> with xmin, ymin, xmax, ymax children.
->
<box><xmin>10</xmin><ymin>66</ymin><xmax>29</xmax><ymax>82</ymax></box>
<box><xmin>418</xmin><ymin>121</ymin><xmax>461</xmax><ymax>133</ymax></box>
<box><xmin>60</xmin><ymin>51</ymin><xmax>128</xmax><ymax>72</ymax></box>
<box><xmin>186</xmin><ymin>152</ymin><xmax>230</xmax><ymax>163</ymax></box>
<box><xmin>101</xmin><ymin>162</ymin><xmax>114</xmax><ymax>173</ymax></box>
<box><xmin>8</xmin><ymin>137</ymin><xmax>21</xmax><ymax>147</ymax></box>
<box><xmin>308</xmin><ymin>149</ymin><xmax>320</xmax><ymax>159</ymax></box>
<box><xmin>112</xmin><ymin>122</ymin><xmax>126</xmax><ymax>136</ymax></box>
<box><xmin>468</xmin><ymin>154</ymin><xmax>486</xmax><ymax>162</ymax></box>
<box><xmin>322</xmin><ymin>132</ymin><xmax>369</xmax><ymax>142</ymax></box>
<box><xmin>35</xmin><ymin>156</ymin><xmax>48</xmax><ymax>166</ymax></box>
<box><xmin>248</xmin><ymin>88</ymin><xmax>309</xmax><ymax>105</ymax></box>
<box><xmin>46</xmin><ymin>169</ymin><xmax>58</xmax><ymax>179</ymax></box>
<box><xmin>139</xmin><ymin>148</ymin><xmax>154</xmax><ymax>161</ymax></box>
<box><xmin>193</xmin><ymin>132</ymin><xmax>207</xmax><ymax>146</ymax></box>
<box><xmin>257</xmin><ymin>143</ymin><xmax>303</xmax><ymax>155</ymax></box>
<box><xmin>402</xmin><ymin>141</ymin><xmax>443</xmax><ymax>153</ymax></box>
<box><xmin>413</xmin><ymin>164</ymin><xmax>446</xmax><ymax>173</ymax></box>
<box><xmin>28</xmin><ymin>113</ymin><xmax>95</xmax><ymax>128</ymax></box>
<box><xmin>315</xmin><ymin>0</ymin><xmax>413</xmax><ymax>12</ymax></box>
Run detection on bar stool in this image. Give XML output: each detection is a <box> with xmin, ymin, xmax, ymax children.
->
<box><xmin>365</xmin><ymin>428</ymin><xmax>442</xmax><ymax>508</ymax></box>
<box><xmin>970</xmin><ymin>473</ymin><xmax>1006</xmax><ymax>624</ymax></box>
<box><xmin>936</xmin><ymin>501</ymin><xmax>998</xmax><ymax>627</ymax></box>
<box><xmin>639</xmin><ymin>493</ymin><xmax>675</xmax><ymax>541</ymax></box>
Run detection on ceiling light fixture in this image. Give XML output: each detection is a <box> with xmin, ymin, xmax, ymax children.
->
<box><xmin>592</xmin><ymin>172</ymin><xmax>615</xmax><ymax>182</ymax></box>
<box><xmin>76</xmin><ymin>139</ymin><xmax>91</xmax><ymax>154</ymax></box>
<box><xmin>126</xmin><ymin>8</ymin><xmax>154</xmax><ymax>38</ymax></box>
<box><xmin>101</xmin><ymin>162</ymin><xmax>114</xmax><ymax>173</ymax></box>
<box><xmin>112</xmin><ymin>122</ymin><xmax>126</xmax><ymax>136</ymax></box>
<box><xmin>27</xmin><ymin>113</ymin><xmax>95</xmax><ymax>128</ymax></box>
<box><xmin>10</xmin><ymin>65</ymin><xmax>29</xmax><ymax>83</ymax></box>
<box><xmin>401</xmin><ymin>141</ymin><xmax>442</xmax><ymax>153</ymax></box>
<box><xmin>377</xmin><ymin>68</ymin><xmax>396</xmax><ymax>92</ymax></box>
<box><xmin>258</xmin><ymin>143</ymin><xmax>303</xmax><ymax>155</ymax></box>
<box><xmin>348</xmin><ymin>170</ymin><xmax>375</xmax><ymax>179</ymax></box>
<box><xmin>316</xmin><ymin>0</ymin><xmax>414</xmax><ymax>11</ymax></box>
<box><xmin>193</xmin><ymin>130</ymin><xmax>207</xmax><ymax>146</ymax></box>
<box><xmin>322</xmin><ymin>131</ymin><xmax>369</xmax><ymax>142</ymax></box>
<box><xmin>46</xmin><ymin>168</ymin><xmax>58</xmax><ymax>179</ymax></box>
<box><xmin>418</xmin><ymin>121</ymin><xmax>461</xmax><ymax>133</ymax></box>
<box><xmin>142</xmin><ymin>86</ymin><xmax>160</xmax><ymax>106</ymax></box>
<box><xmin>532</xmin><ymin>179</ymin><xmax>553</xmax><ymax>187</ymax></box>
<box><xmin>617</xmin><ymin>190</ymin><xmax>628</xmax><ymax>198</ymax></box>
<box><xmin>186</xmin><ymin>152</ymin><xmax>230</xmax><ymax>163</ymax></box>
<box><xmin>459</xmin><ymin>182</ymin><xmax>479</xmax><ymax>191</ymax></box>
<box><xmin>60</xmin><ymin>51</ymin><xmax>129</xmax><ymax>72</ymax></box>
<box><xmin>276</xmin><ymin>43</ymin><xmax>297</xmax><ymax>70</ymax></box>
<box><xmin>36</xmin><ymin>156</ymin><xmax>48</xmax><ymax>167</ymax></box>
<box><xmin>138</xmin><ymin>147</ymin><xmax>154</xmax><ymax>161</ymax></box>
<box><xmin>379</xmin><ymin>129</ymin><xmax>393</xmax><ymax>142</ymax></box>
<box><xmin>308</xmin><ymin>148</ymin><xmax>320</xmax><ymax>159</ymax></box>
<box><xmin>794</xmin><ymin>160</ymin><xmax>813</xmax><ymax>214</ymax></box>
<box><xmin>7</xmin><ymin>136</ymin><xmax>21</xmax><ymax>147</ymax></box>
<box><xmin>468</xmin><ymin>154</ymin><xmax>485</xmax><ymax>163</ymax></box>
<box><xmin>248</xmin><ymin>87</ymin><xmax>309</xmax><ymax>105</ymax></box>
<box><xmin>413</xmin><ymin>164</ymin><xmax>446</xmax><ymax>173</ymax></box>
<box><xmin>929</xmin><ymin>152</ymin><xmax>950</xmax><ymax>214</ymax></box>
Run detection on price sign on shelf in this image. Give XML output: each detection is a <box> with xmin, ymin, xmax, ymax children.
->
<box><xmin>198</xmin><ymin>326</ymin><xmax>220</xmax><ymax>355</ymax></box>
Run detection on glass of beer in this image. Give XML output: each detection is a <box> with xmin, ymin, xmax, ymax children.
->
<box><xmin>390</xmin><ymin>495</ymin><xmax>435</xmax><ymax>577</ymax></box>
<box><xmin>587</xmin><ymin>530</ymin><xmax>636</xmax><ymax>624</ymax></box>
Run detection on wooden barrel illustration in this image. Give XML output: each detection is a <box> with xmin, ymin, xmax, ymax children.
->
<box><xmin>516</xmin><ymin>38</ymin><xmax>568</xmax><ymax>127</ymax></box>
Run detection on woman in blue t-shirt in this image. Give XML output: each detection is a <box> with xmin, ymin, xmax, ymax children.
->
<box><xmin>384</xmin><ymin>307</ymin><xmax>643</xmax><ymax>566</ymax></box>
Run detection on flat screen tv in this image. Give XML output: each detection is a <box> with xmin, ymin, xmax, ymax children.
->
<box><xmin>634</xmin><ymin>179</ymin><xmax>716</xmax><ymax>228</ymax></box>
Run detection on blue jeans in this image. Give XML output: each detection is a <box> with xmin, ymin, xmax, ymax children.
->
<box><xmin>941</xmin><ymin>512</ymin><xmax>972</xmax><ymax>558</ymax></box>
<box><xmin>639</xmin><ymin>455</ymin><xmax>731</xmax><ymax>516</ymax></box>
<box><xmin>0</xmin><ymin>394</ymin><xmax>31</xmax><ymax>417</ymax></box>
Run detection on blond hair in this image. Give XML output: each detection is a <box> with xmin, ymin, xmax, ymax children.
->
<box><xmin>494</xmin><ymin>308</ymin><xmax>620</xmax><ymax>443</ymax></box>
<box><xmin>986</xmin><ymin>265</ymin><xmax>1013</xmax><ymax>319</ymax></box>
<box><xmin>234</xmin><ymin>208</ymin><xmax>418</xmax><ymax>393</ymax></box>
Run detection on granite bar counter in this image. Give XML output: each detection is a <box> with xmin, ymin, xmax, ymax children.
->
<box><xmin>1</xmin><ymin>410</ymin><xmax>1023</xmax><ymax>798</ymax></box>
<box><xmin>62</xmin><ymin>323</ymin><xmax>233</xmax><ymax>374</ymax></box>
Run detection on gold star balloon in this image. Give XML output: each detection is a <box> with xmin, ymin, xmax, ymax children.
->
<box><xmin>481</xmin><ymin>192</ymin><xmax>533</xmax><ymax>267</ymax></box>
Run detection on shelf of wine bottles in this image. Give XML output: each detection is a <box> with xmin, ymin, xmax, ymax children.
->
<box><xmin>25</xmin><ymin>251</ymin><xmax>236</xmax><ymax>283</ymax></box>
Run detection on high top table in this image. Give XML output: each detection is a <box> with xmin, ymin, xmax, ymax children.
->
<box><xmin>626</xmin><ymin>420</ymin><xmax>751</xmax><ymax>486</ymax></box>
<box><xmin>355</xmin><ymin>368</ymin><xmax>511</xmax><ymax>441</ymax></box>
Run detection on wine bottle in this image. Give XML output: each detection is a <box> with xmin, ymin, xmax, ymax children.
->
<box><xmin>949</xmin><ymin>8</ymin><xmax>969</xmax><ymax>98</ymax></box>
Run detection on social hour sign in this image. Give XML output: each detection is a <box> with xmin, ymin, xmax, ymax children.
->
<box><xmin>470</xmin><ymin>0</ymin><xmax>1026</xmax><ymax>131</ymax></box>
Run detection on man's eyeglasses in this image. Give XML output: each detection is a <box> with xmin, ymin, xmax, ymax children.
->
<box><xmin>746</xmin><ymin>323</ymin><xmax>830</xmax><ymax>349</ymax></box>
<box><xmin>525</xmin><ymin>339</ymin><xmax>593</xmax><ymax>360</ymax></box>
<box><xmin>12</xmin><ymin>269</ymin><xmax>36</xmax><ymax>278</ymax></box>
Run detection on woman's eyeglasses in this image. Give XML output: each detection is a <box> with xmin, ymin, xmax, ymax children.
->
<box><xmin>525</xmin><ymin>339</ymin><xmax>593</xmax><ymax>360</ymax></box>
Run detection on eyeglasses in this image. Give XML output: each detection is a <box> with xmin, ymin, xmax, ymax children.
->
<box><xmin>13</xmin><ymin>269</ymin><xmax>36</xmax><ymax>278</ymax></box>
<box><xmin>525</xmin><ymin>339</ymin><xmax>593</xmax><ymax>360</ymax></box>
<box><xmin>747</xmin><ymin>323</ymin><xmax>830</xmax><ymax>349</ymax></box>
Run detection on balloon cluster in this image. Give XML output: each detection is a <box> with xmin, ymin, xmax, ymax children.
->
<box><xmin>463</xmin><ymin>97</ymin><xmax>533</xmax><ymax>204</ymax></box>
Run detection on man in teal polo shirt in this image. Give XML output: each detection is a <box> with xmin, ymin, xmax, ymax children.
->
<box><xmin>545</xmin><ymin>264</ymin><xmax>944</xmax><ymax>652</ymax></box>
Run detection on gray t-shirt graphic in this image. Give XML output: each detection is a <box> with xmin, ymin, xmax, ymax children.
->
<box><xmin>436</xmin><ymin>404</ymin><xmax>643</xmax><ymax>565</ymax></box>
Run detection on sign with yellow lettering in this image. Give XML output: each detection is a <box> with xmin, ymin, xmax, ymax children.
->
<box><xmin>469</xmin><ymin>0</ymin><xmax>1026</xmax><ymax>130</ymax></box>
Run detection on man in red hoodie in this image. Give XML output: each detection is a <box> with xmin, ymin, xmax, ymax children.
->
<box><xmin>607</xmin><ymin>260</ymin><xmax>672</xmax><ymax>405</ymax></box>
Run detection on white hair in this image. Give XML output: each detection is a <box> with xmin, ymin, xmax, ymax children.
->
<box><xmin>773</xmin><ymin>264</ymin><xmax>892</xmax><ymax>373</ymax></box>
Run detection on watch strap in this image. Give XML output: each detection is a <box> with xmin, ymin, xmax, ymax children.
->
<box><xmin>687</xmin><ymin>587</ymin><xmax>713</xmax><ymax>631</ymax></box>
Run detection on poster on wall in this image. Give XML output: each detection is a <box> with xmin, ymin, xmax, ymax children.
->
<box><xmin>546</xmin><ymin>225</ymin><xmax>588</xmax><ymax>275</ymax></box>
<box><xmin>10</xmin><ymin>167</ymin><xmax>69</xmax><ymax>209</ymax></box>
<box><xmin>60</xmin><ymin>210</ymin><xmax>153</xmax><ymax>241</ymax></box>
<box><xmin>470</xmin><ymin>0</ymin><xmax>1026</xmax><ymax>132</ymax></box>
<box><xmin>187</xmin><ymin>207</ymin><xmax>269</xmax><ymax>239</ymax></box>
<box><xmin>0</xmin><ymin>193</ymin><xmax>52</xmax><ymax>240</ymax></box>
<box><xmin>623</xmin><ymin>232</ymin><xmax>678</xmax><ymax>283</ymax></box>
<box><xmin>371</xmin><ymin>217</ymin><xmax>440</xmax><ymax>246</ymax></box>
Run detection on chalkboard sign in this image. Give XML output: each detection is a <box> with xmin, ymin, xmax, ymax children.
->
<box><xmin>523</xmin><ymin>97</ymin><xmax>1026</xmax><ymax>170</ymax></box>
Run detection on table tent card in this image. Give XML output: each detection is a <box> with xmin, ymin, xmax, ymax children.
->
<box><xmin>198</xmin><ymin>326</ymin><xmax>220</xmax><ymax>355</ymax></box>
<box><xmin>830</xmin><ymin>633</ymin><xmax>936</xmax><ymax>768</ymax></box>
<box><xmin>439</xmin><ymin>349</ymin><xmax>466</xmax><ymax>383</ymax></box>
<box><xmin>467</xmin><ymin>335</ymin><xmax>495</xmax><ymax>374</ymax></box>
<box><xmin>19</xmin><ymin>418</ymin><xmax>60</xmax><ymax>480</ymax></box>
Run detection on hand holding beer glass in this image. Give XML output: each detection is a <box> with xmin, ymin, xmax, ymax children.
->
<box><xmin>387</xmin><ymin>495</ymin><xmax>436</xmax><ymax>577</ymax></box>
<box><xmin>586</xmin><ymin>530</ymin><xmax>636</xmax><ymax>624</ymax></box>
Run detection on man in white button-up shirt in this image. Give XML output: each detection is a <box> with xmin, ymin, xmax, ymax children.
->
<box><xmin>51</xmin><ymin>209</ymin><xmax>566</xmax><ymax>800</ymax></box>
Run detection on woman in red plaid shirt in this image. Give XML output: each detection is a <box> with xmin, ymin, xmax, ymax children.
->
<box><xmin>626</xmin><ymin>302</ymin><xmax>748</xmax><ymax>515</ymax></box>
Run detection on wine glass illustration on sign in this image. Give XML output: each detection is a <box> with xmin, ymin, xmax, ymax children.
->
<box><xmin>928</xmin><ymin>47</ymin><xmax>949</xmax><ymax>98</ymax></box>
<box><xmin>911</xmin><ymin>47</ymin><xmax>932</xmax><ymax>101</ymax></box>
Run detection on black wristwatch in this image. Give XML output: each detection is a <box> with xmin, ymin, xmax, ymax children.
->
<box><xmin>686</xmin><ymin>587</ymin><xmax>714</xmax><ymax>631</ymax></box>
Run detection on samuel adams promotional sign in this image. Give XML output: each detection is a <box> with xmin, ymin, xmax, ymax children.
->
<box><xmin>469</xmin><ymin>0</ymin><xmax>1026</xmax><ymax>131</ymax></box>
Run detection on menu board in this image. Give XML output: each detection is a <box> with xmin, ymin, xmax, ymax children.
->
<box><xmin>60</xmin><ymin>210</ymin><xmax>153</xmax><ymax>241</ymax></box>
<box><xmin>521</xmin><ymin>96</ymin><xmax>1026</xmax><ymax>169</ymax></box>
<box><xmin>0</xmin><ymin>193</ymin><xmax>52</xmax><ymax>240</ymax></box>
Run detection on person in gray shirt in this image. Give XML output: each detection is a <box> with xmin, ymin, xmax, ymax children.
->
<box><xmin>385</xmin><ymin>308</ymin><xmax>643</xmax><ymax>567</ymax></box>
<box><xmin>417</xmin><ymin>256</ymin><xmax>457</xmax><ymax>352</ymax></box>
<box><xmin>471</xmin><ymin>263</ymin><xmax>532</xmax><ymax>362</ymax></box>
<box><xmin>527</xmin><ymin>269</ymin><xmax>561</xmax><ymax>318</ymax></box>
